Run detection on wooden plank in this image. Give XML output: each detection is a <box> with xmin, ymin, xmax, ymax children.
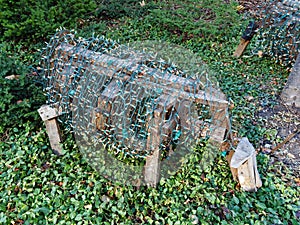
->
<box><xmin>161</xmin><ymin>118</ymin><xmax>177</xmax><ymax>157</ymax></box>
<box><xmin>209</xmin><ymin>103</ymin><xmax>232</xmax><ymax>145</ymax></box>
<box><xmin>54</xmin><ymin>44</ymin><xmax>228</xmax><ymax>108</ymax></box>
<box><xmin>57</xmin><ymin>43</ymin><xmax>200</xmax><ymax>93</ymax></box>
<box><xmin>233</xmin><ymin>38</ymin><xmax>250</xmax><ymax>57</ymax></box>
<box><xmin>155</xmin><ymin>95</ymin><xmax>178</xmax><ymax>111</ymax></box>
<box><xmin>210</xmin><ymin>103</ymin><xmax>230</xmax><ymax>129</ymax></box>
<box><xmin>144</xmin><ymin>94</ymin><xmax>179</xmax><ymax>186</ymax></box>
<box><xmin>44</xmin><ymin>119</ymin><xmax>63</xmax><ymax>155</ymax></box>
<box><xmin>136</xmin><ymin>66</ymin><xmax>199</xmax><ymax>93</ymax></box>
<box><xmin>162</xmin><ymin>118</ymin><xmax>176</xmax><ymax>140</ymax></box>
<box><xmin>177</xmin><ymin>99</ymin><xmax>192</xmax><ymax>129</ymax></box>
<box><xmin>209</xmin><ymin>126</ymin><xmax>226</xmax><ymax>145</ymax></box>
<box><xmin>38</xmin><ymin>105</ymin><xmax>63</xmax><ymax>155</ymax></box>
<box><xmin>95</xmin><ymin>78</ymin><xmax>130</xmax><ymax>131</ymax></box>
<box><xmin>130</xmin><ymin>79</ymin><xmax>229</xmax><ymax>108</ymax></box>
<box><xmin>176</xmin><ymin>99</ymin><xmax>199</xmax><ymax>146</ymax></box>
<box><xmin>144</xmin><ymin>108</ymin><xmax>163</xmax><ymax>187</ymax></box>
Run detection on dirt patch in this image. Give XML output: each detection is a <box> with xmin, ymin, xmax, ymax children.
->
<box><xmin>258</xmin><ymin>101</ymin><xmax>300</xmax><ymax>177</ymax></box>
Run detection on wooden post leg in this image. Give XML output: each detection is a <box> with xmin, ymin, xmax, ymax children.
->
<box><xmin>38</xmin><ymin>105</ymin><xmax>63</xmax><ymax>155</ymax></box>
<box><xmin>233</xmin><ymin>38</ymin><xmax>250</xmax><ymax>57</ymax></box>
<box><xmin>209</xmin><ymin>106</ymin><xmax>229</xmax><ymax>144</ymax></box>
<box><xmin>44</xmin><ymin>118</ymin><xmax>63</xmax><ymax>155</ymax></box>
<box><xmin>144</xmin><ymin>109</ymin><xmax>162</xmax><ymax>187</ymax></box>
<box><xmin>144</xmin><ymin>149</ymin><xmax>161</xmax><ymax>187</ymax></box>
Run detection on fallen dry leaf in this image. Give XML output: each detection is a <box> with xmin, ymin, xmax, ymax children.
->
<box><xmin>139</xmin><ymin>0</ymin><xmax>146</xmax><ymax>7</ymax></box>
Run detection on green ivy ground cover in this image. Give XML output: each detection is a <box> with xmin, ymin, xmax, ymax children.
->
<box><xmin>0</xmin><ymin>0</ymin><xmax>299</xmax><ymax>224</ymax></box>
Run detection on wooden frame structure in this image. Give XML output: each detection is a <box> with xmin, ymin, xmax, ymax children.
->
<box><xmin>39</xmin><ymin>42</ymin><xmax>231</xmax><ymax>186</ymax></box>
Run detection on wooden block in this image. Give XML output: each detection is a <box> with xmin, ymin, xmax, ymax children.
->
<box><xmin>233</xmin><ymin>38</ymin><xmax>250</xmax><ymax>57</ymax></box>
<box><xmin>237</xmin><ymin>156</ymin><xmax>257</xmax><ymax>192</ymax></box>
<box><xmin>38</xmin><ymin>105</ymin><xmax>59</xmax><ymax>121</ymax></box>
<box><xmin>144</xmin><ymin>149</ymin><xmax>161</xmax><ymax>187</ymax></box>
<box><xmin>209</xmin><ymin>126</ymin><xmax>226</xmax><ymax>145</ymax></box>
<box><xmin>156</xmin><ymin>95</ymin><xmax>178</xmax><ymax>111</ymax></box>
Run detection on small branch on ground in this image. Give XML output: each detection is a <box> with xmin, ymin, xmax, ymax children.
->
<box><xmin>271</xmin><ymin>127</ymin><xmax>300</xmax><ymax>153</ymax></box>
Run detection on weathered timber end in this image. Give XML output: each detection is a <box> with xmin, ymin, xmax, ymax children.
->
<box><xmin>38</xmin><ymin>105</ymin><xmax>63</xmax><ymax>155</ymax></box>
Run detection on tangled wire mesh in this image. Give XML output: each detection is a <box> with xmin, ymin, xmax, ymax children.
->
<box><xmin>251</xmin><ymin>0</ymin><xmax>299</xmax><ymax>67</ymax></box>
<box><xmin>41</xmin><ymin>29</ymin><xmax>230</xmax><ymax>185</ymax></box>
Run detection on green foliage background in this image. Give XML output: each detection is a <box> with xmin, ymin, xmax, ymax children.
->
<box><xmin>0</xmin><ymin>0</ymin><xmax>98</xmax><ymax>42</ymax></box>
<box><xmin>0</xmin><ymin>0</ymin><xmax>299</xmax><ymax>224</ymax></box>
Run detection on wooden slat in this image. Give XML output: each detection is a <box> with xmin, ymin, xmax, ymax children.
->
<box><xmin>144</xmin><ymin>108</ymin><xmax>163</xmax><ymax>187</ymax></box>
<box><xmin>45</xmin><ymin>119</ymin><xmax>63</xmax><ymax>155</ymax></box>
<box><xmin>130</xmin><ymin>79</ymin><xmax>228</xmax><ymax>108</ymax></box>
<box><xmin>57</xmin><ymin>43</ymin><xmax>200</xmax><ymax>93</ymax></box>
<box><xmin>155</xmin><ymin>95</ymin><xmax>178</xmax><ymax>110</ymax></box>
<box><xmin>38</xmin><ymin>105</ymin><xmax>63</xmax><ymax>155</ymax></box>
<box><xmin>95</xmin><ymin>78</ymin><xmax>128</xmax><ymax>131</ymax></box>
<box><xmin>233</xmin><ymin>38</ymin><xmax>250</xmax><ymax>57</ymax></box>
<box><xmin>54</xmin><ymin>43</ymin><xmax>228</xmax><ymax>109</ymax></box>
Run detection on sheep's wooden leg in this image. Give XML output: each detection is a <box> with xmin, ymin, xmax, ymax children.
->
<box><xmin>144</xmin><ymin>108</ymin><xmax>162</xmax><ymax>187</ymax></box>
<box><xmin>38</xmin><ymin>105</ymin><xmax>63</xmax><ymax>155</ymax></box>
<box><xmin>44</xmin><ymin>119</ymin><xmax>63</xmax><ymax>155</ymax></box>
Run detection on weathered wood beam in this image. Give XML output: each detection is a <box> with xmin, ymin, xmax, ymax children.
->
<box><xmin>38</xmin><ymin>105</ymin><xmax>63</xmax><ymax>155</ymax></box>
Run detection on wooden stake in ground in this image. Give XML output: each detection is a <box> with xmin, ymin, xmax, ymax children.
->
<box><xmin>271</xmin><ymin>127</ymin><xmax>300</xmax><ymax>153</ymax></box>
<box><xmin>233</xmin><ymin>21</ymin><xmax>259</xmax><ymax>57</ymax></box>
<box><xmin>233</xmin><ymin>39</ymin><xmax>250</xmax><ymax>58</ymax></box>
<box><xmin>38</xmin><ymin>105</ymin><xmax>63</xmax><ymax>155</ymax></box>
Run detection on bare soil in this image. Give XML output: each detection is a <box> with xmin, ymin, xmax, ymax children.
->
<box><xmin>258</xmin><ymin>101</ymin><xmax>300</xmax><ymax>177</ymax></box>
